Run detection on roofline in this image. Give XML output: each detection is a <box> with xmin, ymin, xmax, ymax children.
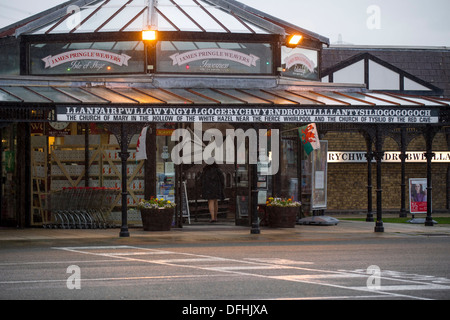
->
<box><xmin>327</xmin><ymin>44</ymin><xmax>450</xmax><ymax>51</ymax></box>
<box><xmin>5</xmin><ymin>0</ymin><xmax>100</xmax><ymax>37</ymax></box>
<box><xmin>202</xmin><ymin>0</ymin><xmax>286</xmax><ymax>35</ymax></box>
<box><xmin>1</xmin><ymin>0</ymin><xmax>329</xmax><ymax>44</ymax></box>
<box><xmin>321</xmin><ymin>52</ymin><xmax>444</xmax><ymax>95</ymax></box>
<box><xmin>0</xmin><ymin>74</ymin><xmax>366</xmax><ymax>92</ymax></box>
<box><xmin>0</xmin><ymin>2</ymin><xmax>75</xmax><ymax>37</ymax></box>
<box><xmin>222</xmin><ymin>0</ymin><xmax>330</xmax><ymax>45</ymax></box>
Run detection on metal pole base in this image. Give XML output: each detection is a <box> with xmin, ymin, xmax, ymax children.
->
<box><xmin>425</xmin><ymin>218</ymin><xmax>435</xmax><ymax>227</ymax></box>
<box><xmin>399</xmin><ymin>210</ymin><xmax>407</xmax><ymax>218</ymax></box>
<box><xmin>374</xmin><ymin>221</ymin><xmax>384</xmax><ymax>232</ymax></box>
<box><xmin>250</xmin><ymin>221</ymin><xmax>261</xmax><ymax>234</ymax></box>
<box><xmin>119</xmin><ymin>227</ymin><xmax>130</xmax><ymax>237</ymax></box>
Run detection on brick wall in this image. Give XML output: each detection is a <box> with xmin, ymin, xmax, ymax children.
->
<box><xmin>324</xmin><ymin>131</ymin><xmax>449</xmax><ymax>212</ymax></box>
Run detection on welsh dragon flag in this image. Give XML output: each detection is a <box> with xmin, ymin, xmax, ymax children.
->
<box><xmin>298</xmin><ymin>123</ymin><xmax>320</xmax><ymax>155</ymax></box>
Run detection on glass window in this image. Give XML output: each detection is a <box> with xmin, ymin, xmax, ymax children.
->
<box><xmin>55</xmin><ymin>87</ymin><xmax>109</xmax><ymax>103</ymax></box>
<box><xmin>44</xmin><ymin>7</ymin><xmax>97</xmax><ymax>34</ymax></box>
<box><xmin>189</xmin><ymin>89</ymin><xmax>244</xmax><ymax>104</ymax></box>
<box><xmin>156</xmin><ymin>124</ymin><xmax>177</xmax><ymax>203</ymax></box>
<box><xmin>182</xmin><ymin>6</ymin><xmax>228</xmax><ymax>32</ymax></box>
<box><xmin>75</xmin><ymin>7</ymin><xmax>118</xmax><ymax>33</ymax></box>
<box><xmin>0</xmin><ymin>89</ymin><xmax>21</xmax><ymax>102</ymax></box>
<box><xmin>0</xmin><ymin>40</ymin><xmax>20</xmax><ymax>75</ymax></box>
<box><xmin>217</xmin><ymin>89</ymin><xmax>272</xmax><ymax>104</ymax></box>
<box><xmin>281</xmin><ymin>46</ymin><xmax>319</xmax><ymax>81</ymax></box>
<box><xmin>157</xmin><ymin>41</ymin><xmax>273</xmax><ymax>75</ymax></box>
<box><xmin>0</xmin><ymin>87</ymin><xmax>50</xmax><ymax>103</ymax></box>
<box><xmin>27</xmin><ymin>87</ymin><xmax>80</xmax><ymax>103</ymax></box>
<box><xmin>30</xmin><ymin>41</ymin><xmax>145</xmax><ymax>75</ymax></box>
<box><xmin>202</xmin><ymin>5</ymin><xmax>268</xmax><ymax>34</ymax></box>
<box><xmin>157</xmin><ymin>5</ymin><xmax>202</xmax><ymax>32</ymax></box>
<box><xmin>100</xmin><ymin>6</ymin><xmax>148</xmax><ymax>32</ymax></box>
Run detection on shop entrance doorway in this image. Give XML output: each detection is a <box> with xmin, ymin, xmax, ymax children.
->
<box><xmin>179</xmin><ymin>122</ymin><xmax>242</xmax><ymax>225</ymax></box>
<box><xmin>183</xmin><ymin>163</ymin><xmax>235</xmax><ymax>224</ymax></box>
<box><xmin>178</xmin><ymin>122</ymin><xmax>269</xmax><ymax>226</ymax></box>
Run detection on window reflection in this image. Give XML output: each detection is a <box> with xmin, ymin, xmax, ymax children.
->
<box><xmin>281</xmin><ymin>46</ymin><xmax>319</xmax><ymax>80</ymax></box>
<box><xmin>157</xmin><ymin>41</ymin><xmax>272</xmax><ymax>74</ymax></box>
<box><xmin>30</xmin><ymin>41</ymin><xmax>145</xmax><ymax>75</ymax></box>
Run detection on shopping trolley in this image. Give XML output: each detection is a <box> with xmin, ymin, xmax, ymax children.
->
<box><xmin>45</xmin><ymin>187</ymin><xmax>120</xmax><ymax>229</ymax></box>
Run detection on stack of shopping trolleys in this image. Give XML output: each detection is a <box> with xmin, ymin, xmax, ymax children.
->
<box><xmin>44</xmin><ymin>187</ymin><xmax>120</xmax><ymax>228</ymax></box>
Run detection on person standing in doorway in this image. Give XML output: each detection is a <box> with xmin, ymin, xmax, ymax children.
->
<box><xmin>201</xmin><ymin>161</ymin><xmax>225</xmax><ymax>223</ymax></box>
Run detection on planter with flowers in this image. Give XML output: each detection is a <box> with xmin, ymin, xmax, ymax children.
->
<box><xmin>137</xmin><ymin>197</ymin><xmax>176</xmax><ymax>231</ymax></box>
<box><xmin>266</xmin><ymin>197</ymin><xmax>301</xmax><ymax>228</ymax></box>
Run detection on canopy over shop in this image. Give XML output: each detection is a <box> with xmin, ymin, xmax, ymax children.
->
<box><xmin>0</xmin><ymin>0</ymin><xmax>449</xmax><ymax>236</ymax></box>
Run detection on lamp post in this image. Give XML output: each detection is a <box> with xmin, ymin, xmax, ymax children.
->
<box><xmin>103</xmin><ymin>122</ymin><xmax>145</xmax><ymax>238</ymax></box>
<box><xmin>250</xmin><ymin>124</ymin><xmax>261</xmax><ymax>234</ymax></box>
<box><xmin>119</xmin><ymin>123</ymin><xmax>130</xmax><ymax>237</ymax></box>
<box><xmin>365</xmin><ymin>134</ymin><xmax>374</xmax><ymax>222</ymax></box>
<box><xmin>424</xmin><ymin>125</ymin><xmax>436</xmax><ymax>227</ymax></box>
<box><xmin>374</xmin><ymin>126</ymin><xmax>384</xmax><ymax>233</ymax></box>
<box><xmin>399</xmin><ymin>127</ymin><xmax>407</xmax><ymax>218</ymax></box>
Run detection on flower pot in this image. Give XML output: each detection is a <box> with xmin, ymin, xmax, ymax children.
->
<box><xmin>267</xmin><ymin>206</ymin><xmax>299</xmax><ymax>228</ymax></box>
<box><xmin>140</xmin><ymin>208</ymin><xmax>174</xmax><ymax>231</ymax></box>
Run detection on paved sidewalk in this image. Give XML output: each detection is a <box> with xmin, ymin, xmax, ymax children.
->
<box><xmin>1</xmin><ymin>219</ymin><xmax>450</xmax><ymax>244</ymax></box>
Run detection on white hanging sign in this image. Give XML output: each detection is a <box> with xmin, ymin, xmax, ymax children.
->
<box><xmin>42</xmin><ymin>49</ymin><xmax>132</xmax><ymax>68</ymax></box>
<box><xmin>328</xmin><ymin>151</ymin><xmax>450</xmax><ymax>163</ymax></box>
<box><xmin>284</xmin><ymin>53</ymin><xmax>315</xmax><ymax>72</ymax></box>
<box><xmin>170</xmin><ymin>48</ymin><xmax>260</xmax><ymax>67</ymax></box>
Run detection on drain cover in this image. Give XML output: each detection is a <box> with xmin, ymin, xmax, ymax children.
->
<box><xmin>297</xmin><ymin>216</ymin><xmax>339</xmax><ymax>226</ymax></box>
<box><xmin>407</xmin><ymin>218</ymin><xmax>438</xmax><ymax>224</ymax></box>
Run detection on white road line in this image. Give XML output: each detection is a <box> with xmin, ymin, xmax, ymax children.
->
<box><xmin>208</xmin><ymin>265</ymin><xmax>290</xmax><ymax>271</ymax></box>
<box><xmin>0</xmin><ymin>260</ymin><xmax>119</xmax><ymax>266</ymax></box>
<box><xmin>52</xmin><ymin>245</ymin><xmax>134</xmax><ymax>250</ymax></box>
<box><xmin>340</xmin><ymin>269</ymin><xmax>450</xmax><ymax>287</ymax></box>
<box><xmin>244</xmin><ymin>258</ymin><xmax>314</xmax><ymax>265</ymax></box>
<box><xmin>347</xmin><ymin>284</ymin><xmax>450</xmax><ymax>291</ymax></box>
<box><xmin>272</xmin><ymin>274</ymin><xmax>367</xmax><ymax>281</ymax></box>
<box><xmin>51</xmin><ymin>245</ymin><xmax>447</xmax><ymax>300</ymax></box>
<box><xmin>0</xmin><ymin>274</ymin><xmax>229</xmax><ymax>285</ymax></box>
<box><xmin>149</xmin><ymin>258</ymin><xmax>224</xmax><ymax>263</ymax></box>
<box><xmin>101</xmin><ymin>252</ymin><xmax>174</xmax><ymax>256</ymax></box>
<box><xmin>274</xmin><ymin>295</ymin><xmax>392</xmax><ymax>300</ymax></box>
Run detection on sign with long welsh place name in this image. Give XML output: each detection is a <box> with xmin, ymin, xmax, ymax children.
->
<box><xmin>56</xmin><ymin>105</ymin><xmax>440</xmax><ymax>124</ymax></box>
<box><xmin>328</xmin><ymin>151</ymin><xmax>450</xmax><ymax>163</ymax></box>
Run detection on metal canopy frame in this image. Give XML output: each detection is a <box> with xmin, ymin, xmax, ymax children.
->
<box><xmin>1</xmin><ymin>84</ymin><xmax>448</xmax><ymax>109</ymax></box>
<box><xmin>4</xmin><ymin>0</ymin><xmax>326</xmax><ymax>44</ymax></box>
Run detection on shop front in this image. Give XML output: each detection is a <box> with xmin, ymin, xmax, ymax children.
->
<box><xmin>1</xmin><ymin>86</ymin><xmax>448</xmax><ymax>234</ymax></box>
<box><xmin>0</xmin><ymin>0</ymin><xmax>449</xmax><ymax>235</ymax></box>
